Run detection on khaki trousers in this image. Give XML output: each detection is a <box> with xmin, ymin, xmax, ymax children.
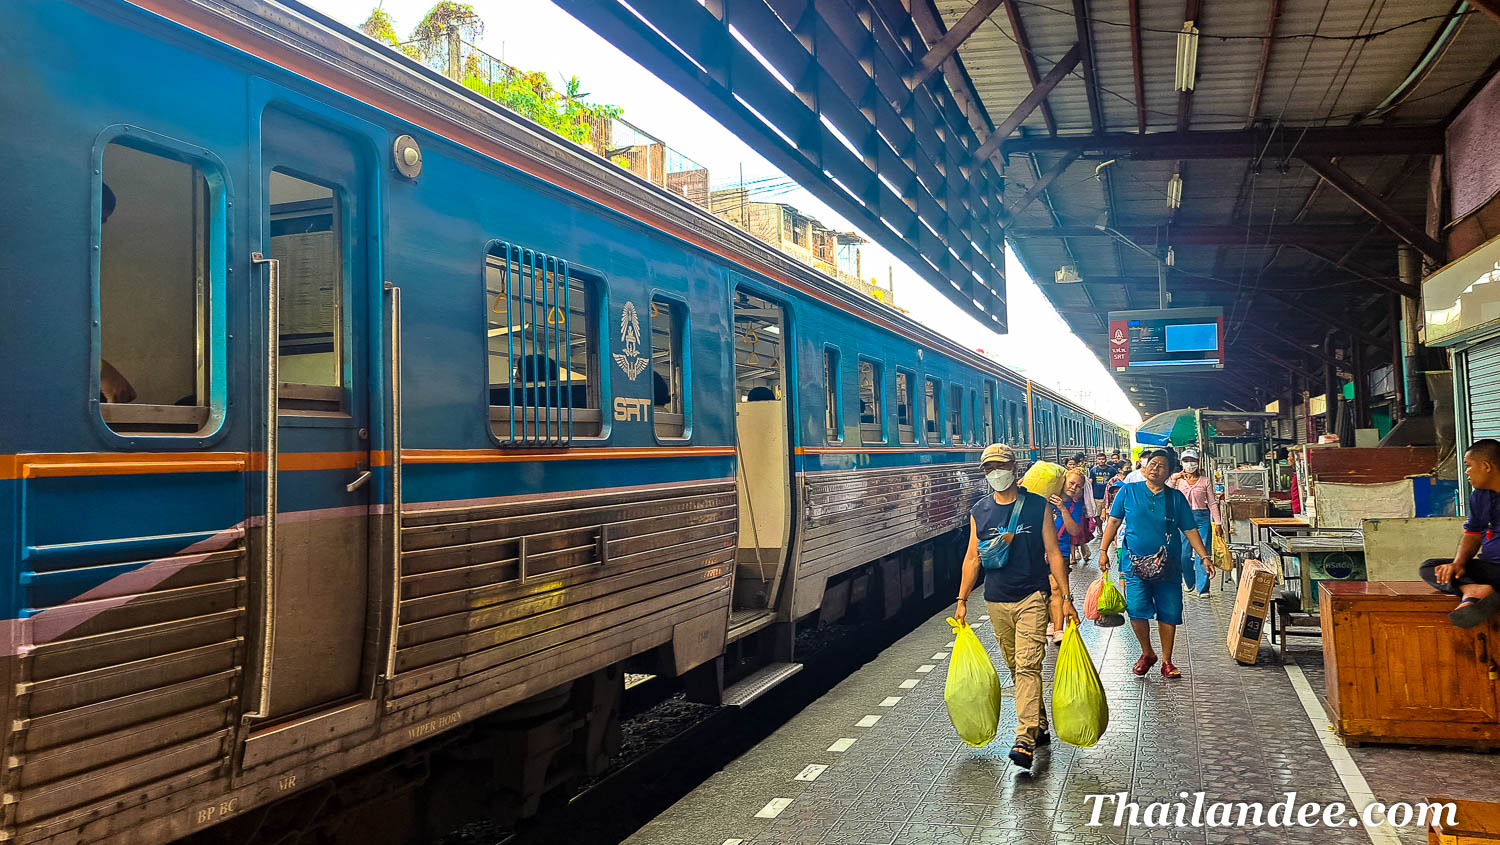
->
<box><xmin>986</xmin><ymin>590</ymin><xmax>1049</xmax><ymax>745</ymax></box>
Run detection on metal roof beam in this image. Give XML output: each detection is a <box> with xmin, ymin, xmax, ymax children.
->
<box><xmin>1297</xmin><ymin>155</ymin><xmax>1446</xmax><ymax>266</ymax></box>
<box><xmin>974</xmin><ymin>43</ymin><xmax>1082</xmax><ymax>165</ymax></box>
<box><xmin>1246</xmin><ymin>0</ymin><xmax>1280</xmax><ymax>126</ymax></box>
<box><xmin>1001</xmin><ymin>150</ymin><xmax>1081</xmax><ymax>223</ymax></box>
<box><xmin>1239</xmin><ymin>344</ymin><xmax>1321</xmax><ymax>382</ymax></box>
<box><xmin>1073</xmin><ymin>0</ymin><xmax>1104</xmax><ymax>135</ymax></box>
<box><xmin>1007</xmin><ymin>223</ymin><xmax>1397</xmax><ymax>247</ymax></box>
<box><xmin>1474</xmin><ymin>0</ymin><xmax>1500</xmax><ymax>25</ymax></box>
<box><xmin>1000</xmin><ymin>126</ymin><xmax>1443</xmax><ymax>160</ymax></box>
<box><xmin>907</xmin><ymin>0</ymin><xmax>1003</xmax><ymax>89</ymax></box>
<box><xmin>1001</xmin><ymin>0</ymin><xmax>1058</xmax><ymax>136</ymax></box>
<box><xmin>1128</xmin><ymin>0</ymin><xmax>1146</xmax><ymax>134</ymax></box>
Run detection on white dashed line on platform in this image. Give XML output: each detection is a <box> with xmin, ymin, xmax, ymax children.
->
<box><xmin>754</xmin><ymin>799</ymin><xmax>792</xmax><ymax>819</ymax></box>
<box><xmin>878</xmin><ymin>696</ymin><xmax>902</xmax><ymax>707</ymax></box>
<box><xmin>932</xmin><ymin>652</ymin><xmax>948</xmax><ymax>660</ymax></box>
<box><xmin>856</xmin><ymin>715</ymin><xmax>881</xmax><ymax>727</ymax></box>
<box><xmin>899</xmin><ymin>679</ymin><xmax>919</xmax><ymax>688</ymax></box>
<box><xmin>828</xmin><ymin>738</ymin><xmax>857</xmax><ymax>752</ymax></box>
<box><xmin>794</xmin><ymin>764</ymin><xmax>828</xmax><ymax>782</ymax></box>
<box><xmin>916</xmin><ymin>664</ymin><xmax>935</xmax><ymax>673</ymax></box>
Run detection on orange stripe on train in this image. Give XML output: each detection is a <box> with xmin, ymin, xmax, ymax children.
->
<box><xmin>0</xmin><ymin>447</ymin><xmax>737</xmax><ymax>479</ymax></box>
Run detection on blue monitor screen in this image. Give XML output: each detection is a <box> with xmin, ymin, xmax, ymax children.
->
<box><xmin>1164</xmin><ymin>322</ymin><xmax>1219</xmax><ymax>353</ymax></box>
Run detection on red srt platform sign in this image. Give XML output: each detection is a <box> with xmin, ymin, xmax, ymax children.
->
<box><xmin>1106</xmin><ymin>307</ymin><xmax>1225</xmax><ymax>373</ymax></box>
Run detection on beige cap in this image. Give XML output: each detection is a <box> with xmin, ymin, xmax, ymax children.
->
<box><xmin>980</xmin><ymin>443</ymin><xmax>1014</xmax><ymax>464</ymax></box>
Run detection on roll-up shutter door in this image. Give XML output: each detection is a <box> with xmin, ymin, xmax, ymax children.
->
<box><xmin>1467</xmin><ymin>336</ymin><xmax>1500</xmax><ymax>441</ymax></box>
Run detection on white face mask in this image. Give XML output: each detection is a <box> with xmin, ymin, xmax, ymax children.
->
<box><xmin>986</xmin><ymin>469</ymin><xmax>1015</xmax><ymax>491</ymax></box>
<box><xmin>1182</xmin><ymin>461</ymin><xmax>1199</xmax><ymax>472</ymax></box>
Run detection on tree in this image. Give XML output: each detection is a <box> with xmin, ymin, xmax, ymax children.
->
<box><xmin>357</xmin><ymin>3</ymin><xmax>622</xmax><ymax>148</ymax></box>
<box><xmin>359</xmin><ymin>8</ymin><xmax>399</xmax><ymax>46</ymax></box>
<box><xmin>411</xmin><ymin>1</ymin><xmax>484</xmax><ymax>54</ymax></box>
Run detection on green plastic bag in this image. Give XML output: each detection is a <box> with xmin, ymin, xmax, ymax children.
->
<box><xmin>1051</xmin><ymin>622</ymin><xmax>1109</xmax><ymax>748</ymax></box>
<box><xmin>943</xmin><ymin>617</ymin><xmax>1002</xmax><ymax>747</ymax></box>
<box><xmin>1096</xmin><ymin>574</ymin><xmax>1126</xmax><ymax>615</ymax></box>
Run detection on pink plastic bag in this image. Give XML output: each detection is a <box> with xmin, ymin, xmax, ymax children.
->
<box><xmin>1083</xmin><ymin>576</ymin><xmax>1104</xmax><ymax>621</ymax></box>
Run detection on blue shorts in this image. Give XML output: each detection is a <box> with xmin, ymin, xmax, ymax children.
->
<box><xmin>1123</xmin><ymin>566</ymin><xmax>1184</xmax><ymax>625</ymax></box>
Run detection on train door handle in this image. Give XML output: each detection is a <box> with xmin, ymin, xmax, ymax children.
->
<box><xmin>347</xmin><ymin>470</ymin><xmax>372</xmax><ymax>492</ymax></box>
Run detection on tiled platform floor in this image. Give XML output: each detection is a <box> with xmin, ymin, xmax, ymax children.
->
<box><xmin>625</xmin><ymin>566</ymin><xmax>1500</xmax><ymax>845</ymax></box>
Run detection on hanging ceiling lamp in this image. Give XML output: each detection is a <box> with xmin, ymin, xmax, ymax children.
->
<box><xmin>1175</xmin><ymin>21</ymin><xmax>1199</xmax><ymax>92</ymax></box>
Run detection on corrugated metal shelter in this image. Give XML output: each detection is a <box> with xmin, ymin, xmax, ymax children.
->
<box><xmin>561</xmin><ymin>0</ymin><xmax>1500</xmax><ymax>416</ymax></box>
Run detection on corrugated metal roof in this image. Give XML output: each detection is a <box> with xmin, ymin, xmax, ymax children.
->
<box><xmin>925</xmin><ymin>0</ymin><xmax>1499</xmax><ymax>411</ymax></box>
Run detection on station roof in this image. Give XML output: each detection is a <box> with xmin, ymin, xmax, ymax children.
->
<box><xmin>938</xmin><ymin>0</ymin><xmax>1500</xmax><ymax>415</ymax></box>
<box><xmin>561</xmin><ymin>0</ymin><xmax>1500</xmax><ymax>415</ymax></box>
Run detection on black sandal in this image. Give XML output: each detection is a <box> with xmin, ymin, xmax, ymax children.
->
<box><xmin>1451</xmin><ymin>593</ymin><xmax>1500</xmax><ymax>628</ymax></box>
<box><xmin>1008</xmin><ymin>739</ymin><xmax>1035</xmax><ymax>769</ymax></box>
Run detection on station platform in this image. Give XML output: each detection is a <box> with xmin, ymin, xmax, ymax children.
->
<box><xmin>625</xmin><ymin>566</ymin><xmax>1500</xmax><ymax>845</ymax></box>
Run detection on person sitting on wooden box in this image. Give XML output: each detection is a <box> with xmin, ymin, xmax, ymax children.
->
<box><xmin>1422</xmin><ymin>439</ymin><xmax>1500</xmax><ymax>628</ymax></box>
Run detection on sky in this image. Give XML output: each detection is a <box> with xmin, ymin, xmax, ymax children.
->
<box><xmin>307</xmin><ymin>0</ymin><xmax>1143</xmax><ymax>428</ymax></box>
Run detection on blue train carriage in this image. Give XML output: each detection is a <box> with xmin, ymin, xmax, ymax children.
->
<box><xmin>0</xmin><ymin>1</ymin><xmax>741</xmax><ymax>841</ymax></box>
<box><xmin>0</xmin><ymin>1</ymin><xmax>1062</xmax><ymax>842</ymax></box>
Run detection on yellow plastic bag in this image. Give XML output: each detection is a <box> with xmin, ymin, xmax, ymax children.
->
<box><xmin>1212</xmin><ymin>525</ymin><xmax>1234</xmax><ymax>572</ymax></box>
<box><xmin>1096</xmin><ymin>575</ymin><xmax>1126</xmax><ymax>616</ymax></box>
<box><xmin>1020</xmin><ymin>461</ymin><xmax>1066</xmax><ymax>499</ymax></box>
<box><xmin>1051</xmin><ymin>621</ymin><xmax>1109</xmax><ymax>748</ymax></box>
<box><xmin>943</xmin><ymin>617</ymin><xmax>1002</xmax><ymax>747</ymax></box>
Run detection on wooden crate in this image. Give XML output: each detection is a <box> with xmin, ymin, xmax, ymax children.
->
<box><xmin>1429</xmin><ymin>798</ymin><xmax>1500</xmax><ymax>843</ymax></box>
<box><xmin>1323</xmin><ymin>581</ymin><xmax>1500</xmax><ymax>749</ymax></box>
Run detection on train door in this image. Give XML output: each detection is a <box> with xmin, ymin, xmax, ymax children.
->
<box><xmin>729</xmin><ymin>289</ymin><xmax>791</xmax><ymax>637</ymax></box>
<box><xmin>253</xmin><ymin>107</ymin><xmax>373</xmax><ymax>722</ymax></box>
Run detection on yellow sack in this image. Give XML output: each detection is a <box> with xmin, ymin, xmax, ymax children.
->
<box><xmin>943</xmin><ymin>617</ymin><xmax>1002</xmax><ymax>746</ymax></box>
<box><xmin>1212</xmin><ymin>524</ymin><xmax>1233</xmax><ymax>572</ymax></box>
<box><xmin>1020</xmin><ymin>461</ymin><xmax>1066</xmax><ymax>499</ymax></box>
<box><xmin>1051</xmin><ymin>621</ymin><xmax>1109</xmax><ymax>747</ymax></box>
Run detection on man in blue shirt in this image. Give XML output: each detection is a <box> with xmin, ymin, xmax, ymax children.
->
<box><xmin>1097</xmin><ymin>449</ymin><xmax>1211</xmax><ymax>679</ymax></box>
<box><xmin>1087</xmin><ymin>452</ymin><xmax>1113</xmax><ymax>514</ymax></box>
<box><xmin>1422</xmin><ymin>439</ymin><xmax>1500</xmax><ymax>627</ymax></box>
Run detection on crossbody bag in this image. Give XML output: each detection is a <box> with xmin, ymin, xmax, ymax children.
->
<box><xmin>978</xmin><ymin>492</ymin><xmax>1030</xmax><ymax>570</ymax></box>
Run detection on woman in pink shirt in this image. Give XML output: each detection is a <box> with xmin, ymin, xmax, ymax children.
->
<box><xmin>1169</xmin><ymin>448</ymin><xmax>1221</xmax><ymax>597</ymax></box>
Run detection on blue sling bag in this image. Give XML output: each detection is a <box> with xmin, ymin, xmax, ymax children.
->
<box><xmin>978</xmin><ymin>491</ymin><xmax>1031</xmax><ymax>570</ymax></box>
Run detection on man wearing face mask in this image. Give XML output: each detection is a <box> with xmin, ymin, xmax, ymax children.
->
<box><xmin>955</xmin><ymin>443</ymin><xmax>1078</xmax><ymax>769</ymax></box>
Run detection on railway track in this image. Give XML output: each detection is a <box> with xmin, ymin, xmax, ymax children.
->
<box><xmin>481</xmin><ymin>591</ymin><xmax>957</xmax><ymax>845</ymax></box>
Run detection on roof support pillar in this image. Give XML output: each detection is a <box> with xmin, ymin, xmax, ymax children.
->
<box><xmin>1297</xmin><ymin>155</ymin><xmax>1446</xmax><ymax>266</ymax></box>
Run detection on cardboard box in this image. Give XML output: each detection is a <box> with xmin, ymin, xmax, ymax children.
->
<box><xmin>1428</xmin><ymin>797</ymin><xmax>1500</xmax><ymax>843</ymax></box>
<box><xmin>1226</xmin><ymin>559</ymin><xmax>1278</xmax><ymax>665</ymax></box>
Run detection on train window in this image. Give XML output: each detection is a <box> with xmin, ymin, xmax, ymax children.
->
<box><xmin>949</xmin><ymin>385</ymin><xmax>963</xmax><ymax>442</ymax></box>
<box><xmin>970</xmin><ymin>389</ymin><xmax>979</xmax><ymax>445</ymax></box>
<box><xmin>270</xmin><ymin>169</ymin><xmax>346</xmax><ymax>411</ymax></box>
<box><xmin>895</xmin><ymin>370</ymin><xmax>916</xmax><ymax>444</ymax></box>
<box><xmin>735</xmin><ymin>290</ymin><xmax>783</xmax><ymax>402</ymax></box>
<box><xmin>97</xmin><ymin>141</ymin><xmax>215</xmax><ymax>433</ymax></box>
<box><xmin>652</xmin><ymin>298</ymin><xmax>685</xmax><ymax>438</ymax></box>
<box><xmin>824</xmin><ymin>347</ymin><xmax>841</xmax><ymax>442</ymax></box>
<box><xmin>858</xmin><ymin>359</ymin><xmax>884</xmax><ymax>443</ymax></box>
<box><xmin>486</xmin><ymin>243</ymin><xmax>601</xmax><ymax>443</ymax></box>
<box><xmin>924</xmin><ymin>377</ymin><xmax>941</xmax><ymax>443</ymax></box>
<box><xmin>983</xmin><ymin>383</ymin><xmax>995</xmax><ymax>445</ymax></box>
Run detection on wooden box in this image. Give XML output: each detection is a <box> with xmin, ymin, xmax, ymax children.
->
<box><xmin>1323</xmin><ymin>581</ymin><xmax>1500</xmax><ymax>749</ymax></box>
<box><xmin>1429</xmin><ymin>798</ymin><xmax>1500</xmax><ymax>843</ymax></box>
